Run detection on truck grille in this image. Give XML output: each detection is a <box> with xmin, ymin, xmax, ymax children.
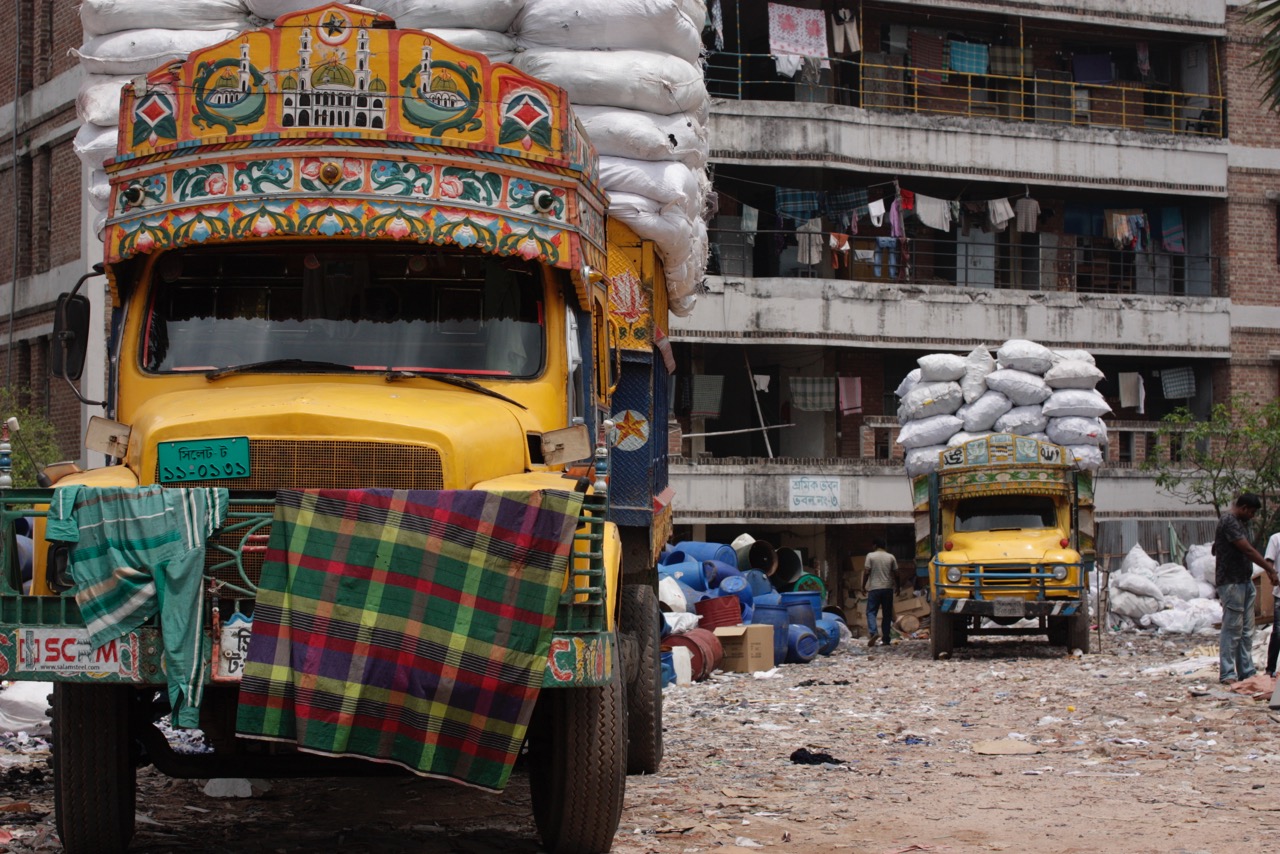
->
<box><xmin>158</xmin><ymin>440</ymin><xmax>445</xmax><ymax>591</ymax></box>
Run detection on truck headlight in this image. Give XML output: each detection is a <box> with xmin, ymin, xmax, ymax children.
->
<box><xmin>946</xmin><ymin>567</ymin><xmax>962</xmax><ymax>583</ymax></box>
<box><xmin>1051</xmin><ymin>564</ymin><xmax>1069</xmax><ymax>581</ymax></box>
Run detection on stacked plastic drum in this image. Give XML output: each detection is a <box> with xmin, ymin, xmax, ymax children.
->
<box><xmin>895</xmin><ymin>339</ymin><xmax>1110</xmax><ymax>477</ymax></box>
<box><xmin>72</xmin><ymin>0</ymin><xmax>711</xmax><ymax>317</ymax></box>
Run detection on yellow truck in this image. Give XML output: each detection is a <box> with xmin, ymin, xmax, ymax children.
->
<box><xmin>912</xmin><ymin>434</ymin><xmax>1095</xmax><ymax>659</ymax></box>
<box><xmin>0</xmin><ymin>6</ymin><xmax>677</xmax><ymax>852</ymax></box>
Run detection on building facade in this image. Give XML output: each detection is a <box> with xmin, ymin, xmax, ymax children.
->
<box><xmin>671</xmin><ymin>0</ymin><xmax>1280</xmax><ymax>605</ymax></box>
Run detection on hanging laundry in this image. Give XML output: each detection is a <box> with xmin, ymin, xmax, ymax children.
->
<box><xmin>776</xmin><ymin>187</ymin><xmax>823</xmax><ymax>223</ymax></box>
<box><xmin>1160</xmin><ymin>367</ymin><xmax>1195</xmax><ymax>399</ymax></box>
<box><xmin>710</xmin><ymin>0</ymin><xmax>725</xmax><ymax>52</ymax></box>
<box><xmin>1136</xmin><ymin>41</ymin><xmax>1151</xmax><ymax>79</ymax></box>
<box><xmin>868</xmin><ymin>198</ymin><xmax>886</xmax><ymax>227</ymax></box>
<box><xmin>988</xmin><ymin>197</ymin><xmax>1015</xmax><ymax>229</ymax></box>
<box><xmin>873</xmin><ymin>236</ymin><xmax>899</xmax><ymax>278</ymax></box>
<box><xmin>1014</xmin><ymin>197</ymin><xmax>1041</xmax><ymax>233</ymax></box>
<box><xmin>769</xmin><ymin>3</ymin><xmax>829</xmax><ymax>59</ymax></box>
<box><xmin>1118</xmin><ymin>372</ymin><xmax>1146</xmax><ymax>414</ymax></box>
<box><xmin>838</xmin><ymin>376</ymin><xmax>863</xmax><ymax>414</ymax></box>
<box><xmin>889</xmin><ymin>199</ymin><xmax>905</xmax><ymax>239</ymax></box>
<box><xmin>914</xmin><ymin>194</ymin><xmax>952</xmax><ymax>232</ymax></box>
<box><xmin>899</xmin><ymin>189</ymin><xmax>915</xmax><ymax>211</ymax></box>
<box><xmin>775</xmin><ymin>54</ymin><xmax>804</xmax><ymax>78</ymax></box>
<box><xmin>831</xmin><ymin>9</ymin><xmax>860</xmax><ymax>54</ymax></box>
<box><xmin>910</xmin><ymin>30</ymin><xmax>946</xmax><ymax>89</ymax></box>
<box><xmin>824</xmin><ymin>186</ymin><xmax>870</xmax><ymax>228</ymax></box>
<box><xmin>853</xmin><ymin>247</ymin><xmax>875</xmax><ymax>263</ymax></box>
<box><xmin>789</xmin><ymin>376</ymin><xmax>836</xmax><ymax>411</ymax></box>
<box><xmin>691</xmin><ymin>375</ymin><xmax>725</xmax><ymax>417</ymax></box>
<box><xmin>753</xmin><ymin>374</ymin><xmax>772</xmax><ymax>392</ymax></box>
<box><xmin>1161</xmin><ymin>207</ymin><xmax>1185</xmax><ymax>254</ymax></box>
<box><xmin>829</xmin><ymin>233</ymin><xmax>851</xmax><ymax>269</ymax></box>
<box><xmin>741</xmin><ymin>205</ymin><xmax>758</xmax><ymax>245</ymax></box>
<box><xmin>796</xmin><ymin>218</ymin><xmax>824</xmax><ymax>266</ymax></box>
<box><xmin>989</xmin><ymin>45</ymin><xmax>1030</xmax><ymax>78</ymax></box>
<box><xmin>948</xmin><ymin>41</ymin><xmax>989</xmax><ymax>75</ymax></box>
<box><xmin>1127</xmin><ymin>213</ymin><xmax>1149</xmax><ymax>251</ymax></box>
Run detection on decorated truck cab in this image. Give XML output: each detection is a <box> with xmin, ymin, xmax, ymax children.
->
<box><xmin>0</xmin><ymin>6</ymin><xmax>678</xmax><ymax>853</ymax></box>
<box><xmin>912</xmin><ymin>434</ymin><xmax>1095</xmax><ymax>659</ymax></box>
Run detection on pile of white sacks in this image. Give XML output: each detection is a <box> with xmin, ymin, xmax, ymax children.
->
<box><xmin>1106</xmin><ymin>542</ymin><xmax>1225</xmax><ymax>635</ymax></box>
<box><xmin>895</xmin><ymin>339</ymin><xmax>1110</xmax><ymax>476</ymax></box>
<box><xmin>73</xmin><ymin>0</ymin><xmax>710</xmax><ymax>315</ymax></box>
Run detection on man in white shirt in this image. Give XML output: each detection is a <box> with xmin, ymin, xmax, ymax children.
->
<box><xmin>1266</xmin><ymin>530</ymin><xmax>1280</xmax><ymax>678</ymax></box>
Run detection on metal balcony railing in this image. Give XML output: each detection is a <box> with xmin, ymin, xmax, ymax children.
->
<box><xmin>706</xmin><ymin>52</ymin><xmax>1225</xmax><ymax>139</ymax></box>
<box><xmin>709</xmin><ymin>229</ymin><xmax>1222</xmax><ymax>297</ymax></box>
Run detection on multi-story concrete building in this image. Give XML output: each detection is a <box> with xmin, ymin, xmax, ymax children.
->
<box><xmin>671</xmin><ymin>0</ymin><xmax>1280</xmax><ymax>604</ymax></box>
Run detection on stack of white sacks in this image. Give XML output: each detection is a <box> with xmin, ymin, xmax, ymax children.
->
<box><xmin>74</xmin><ymin>0</ymin><xmax>710</xmax><ymax>316</ymax></box>
<box><xmin>895</xmin><ymin>338</ymin><xmax>1110</xmax><ymax>477</ymax></box>
<box><xmin>1106</xmin><ymin>542</ymin><xmax>1225</xmax><ymax>634</ymax></box>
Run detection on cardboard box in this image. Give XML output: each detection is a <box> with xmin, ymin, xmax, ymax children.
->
<box><xmin>714</xmin><ymin>624</ymin><xmax>775</xmax><ymax>672</ymax></box>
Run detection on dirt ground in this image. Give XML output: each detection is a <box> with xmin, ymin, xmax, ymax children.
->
<box><xmin>3</xmin><ymin>629</ymin><xmax>1280</xmax><ymax>853</ymax></box>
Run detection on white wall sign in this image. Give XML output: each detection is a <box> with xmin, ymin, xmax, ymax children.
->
<box><xmin>789</xmin><ymin>475</ymin><xmax>840</xmax><ymax>511</ymax></box>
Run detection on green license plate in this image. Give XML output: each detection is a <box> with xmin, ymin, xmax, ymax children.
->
<box><xmin>157</xmin><ymin>437</ymin><xmax>251</xmax><ymax>483</ymax></box>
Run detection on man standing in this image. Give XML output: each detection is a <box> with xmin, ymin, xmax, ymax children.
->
<box><xmin>1265</xmin><ymin>528</ymin><xmax>1280</xmax><ymax>678</ymax></box>
<box><xmin>862</xmin><ymin>538</ymin><xmax>898</xmax><ymax>648</ymax></box>
<box><xmin>1214</xmin><ymin>493</ymin><xmax>1277</xmax><ymax>684</ymax></box>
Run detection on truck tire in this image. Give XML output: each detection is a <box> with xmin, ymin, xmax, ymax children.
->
<box><xmin>930</xmin><ymin>601</ymin><xmax>953</xmax><ymax>660</ymax></box>
<box><xmin>52</xmin><ymin>683</ymin><xmax>136</xmax><ymax>854</ymax></box>
<box><xmin>1067</xmin><ymin>597</ymin><xmax>1092</xmax><ymax>654</ymax></box>
<box><xmin>528</xmin><ymin>646</ymin><xmax>626</xmax><ymax>854</ymax></box>
<box><xmin>621</xmin><ymin>584</ymin><xmax>663</xmax><ymax>775</ymax></box>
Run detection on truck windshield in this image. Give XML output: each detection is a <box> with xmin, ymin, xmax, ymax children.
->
<box><xmin>954</xmin><ymin>496</ymin><xmax>1057</xmax><ymax>532</ymax></box>
<box><xmin>141</xmin><ymin>246</ymin><xmax>545</xmax><ymax>377</ymax></box>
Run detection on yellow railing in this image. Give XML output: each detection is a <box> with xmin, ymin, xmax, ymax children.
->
<box><xmin>705</xmin><ymin>53</ymin><xmax>1225</xmax><ymax>139</ymax></box>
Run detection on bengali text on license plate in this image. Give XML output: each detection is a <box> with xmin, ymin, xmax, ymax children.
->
<box><xmin>157</xmin><ymin>437</ymin><xmax>250</xmax><ymax>482</ymax></box>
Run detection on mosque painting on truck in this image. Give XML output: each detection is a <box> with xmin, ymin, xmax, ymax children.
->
<box><xmin>105</xmin><ymin>2</ymin><xmax>607</xmax><ymax>280</ymax></box>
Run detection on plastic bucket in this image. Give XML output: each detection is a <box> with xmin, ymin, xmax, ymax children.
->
<box><xmin>677</xmin><ymin>580</ymin><xmax>708</xmax><ymax>606</ymax></box>
<box><xmin>743</xmin><ymin>569</ymin><xmax>774</xmax><ymax>598</ymax></box>
<box><xmin>780</xmin><ymin>592</ymin><xmax>818</xmax><ymax>631</ymax></box>
<box><xmin>673</xmin><ymin>541</ymin><xmax>739</xmax><ymax>569</ymax></box>
<box><xmin>659</xmin><ymin>650</ymin><xmax>676</xmax><ymax>686</ymax></box>
<box><xmin>732</xmin><ymin>533</ymin><xmax>779</xmax><ymax>576</ymax></box>
<box><xmin>753</xmin><ymin>591</ymin><xmax>782</xmax><ymax>608</ymax></box>
<box><xmin>782</xmin><ymin>591</ymin><xmax>823</xmax><ymax>622</ymax></box>
<box><xmin>695</xmin><ymin>594</ymin><xmax>742</xmax><ymax>631</ymax></box>
<box><xmin>814</xmin><ymin>617</ymin><xmax>841</xmax><ymax>655</ymax></box>
<box><xmin>659</xmin><ymin>558</ymin><xmax>712</xmax><ymax>591</ymax></box>
<box><xmin>703</xmin><ymin>559</ymin><xmax>741</xmax><ymax>588</ymax></box>
<box><xmin>789</xmin><ymin>573</ymin><xmax>827</xmax><ymax>597</ymax></box>
<box><xmin>822</xmin><ymin>605</ymin><xmax>848</xmax><ymax>625</ymax></box>
<box><xmin>775</xmin><ymin>548</ymin><xmax>804</xmax><ymax>586</ymax></box>
<box><xmin>785</xmin><ymin>624</ymin><xmax>819</xmax><ymax>664</ymax></box>
<box><xmin>749</xmin><ymin>602</ymin><xmax>789</xmax><ymax>667</ymax></box>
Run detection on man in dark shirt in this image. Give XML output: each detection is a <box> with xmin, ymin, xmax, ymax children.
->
<box><xmin>1214</xmin><ymin>493</ymin><xmax>1277</xmax><ymax>684</ymax></box>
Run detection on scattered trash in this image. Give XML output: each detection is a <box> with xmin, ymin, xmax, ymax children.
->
<box><xmin>789</xmin><ymin>747</ymin><xmax>845</xmax><ymax>765</ymax></box>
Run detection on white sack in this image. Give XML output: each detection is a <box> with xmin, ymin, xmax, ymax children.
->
<box><xmin>1186</xmin><ymin>543</ymin><xmax>1215</xmax><ymax>586</ymax></box>
<box><xmin>898</xmin><ymin>381</ymin><xmax>963</xmax><ymax>422</ymax></box>
<box><xmin>575</xmin><ymin>105</ymin><xmax>707</xmax><ymax>168</ymax></box>
<box><xmin>996</xmin><ymin>339</ymin><xmax>1054</xmax><ymax>375</ymax></box>
<box><xmin>421</xmin><ymin>28</ymin><xmax>518</xmax><ymax>62</ymax></box>
<box><xmin>947</xmin><ymin>430</ymin><xmax>991</xmax><ymax>447</ymax></box>
<box><xmin>994</xmin><ymin>405</ymin><xmax>1048</xmax><ymax>436</ymax></box>
<box><xmin>599</xmin><ymin>157</ymin><xmax>700</xmax><ymax>216</ymax></box>
<box><xmin>663</xmin><ymin>611</ymin><xmax>700</xmax><ymax>633</ymax></box>
<box><xmin>897</xmin><ymin>414</ymin><xmax>963</xmax><ymax>449</ymax></box>
<box><xmin>658</xmin><ymin>574</ymin><xmax>687</xmax><ymax>612</ymax></box>
<box><xmin>917</xmin><ymin>353</ymin><xmax>967</xmax><ymax>383</ymax></box>
<box><xmin>1046</xmin><ymin>416</ymin><xmax>1107</xmax><ymax>447</ymax></box>
<box><xmin>246</xmin><ymin>0</ymin><xmax>364</xmax><ymax>18</ymax></box>
<box><xmin>1052</xmin><ymin>348</ymin><xmax>1096</xmax><ymax>365</ymax></box>
<box><xmin>894</xmin><ymin>368</ymin><xmax>921</xmax><ymax>400</ymax></box>
<box><xmin>1044</xmin><ymin>359</ymin><xmax>1105</xmax><ymax>390</ymax></box>
<box><xmin>1153</xmin><ymin>563</ymin><xmax>1200</xmax><ymax>602</ymax></box>
<box><xmin>957</xmin><ymin>390</ymin><xmax>1012</xmax><ymax>432</ymax></box>
<box><xmin>81</xmin><ymin>0</ymin><xmax>250</xmax><ymax>36</ymax></box>
<box><xmin>0</xmin><ymin>681</ymin><xmax>53</xmax><ymax>736</ymax></box>
<box><xmin>1042</xmin><ymin>389</ymin><xmax>1112</xmax><ymax>418</ymax></box>
<box><xmin>369</xmin><ymin>0</ymin><xmax>526</xmax><ymax>31</ymax></box>
<box><xmin>961</xmin><ymin>346</ymin><xmax>995</xmax><ymax>403</ymax></box>
<box><xmin>1197</xmin><ymin>580</ymin><xmax>1216</xmax><ymax>599</ymax></box>
<box><xmin>1026</xmin><ymin>432</ymin><xmax>1050</xmax><ymax>442</ymax></box>
<box><xmin>905</xmin><ymin>445</ymin><xmax>947</xmax><ymax>477</ymax></box>
<box><xmin>75</xmin><ymin>28</ymin><xmax>246</xmax><ymax>75</ymax></box>
<box><xmin>984</xmin><ymin>369</ymin><xmax>1051</xmax><ymax>406</ymax></box>
<box><xmin>73</xmin><ymin>123</ymin><xmax>119</xmax><ymax>172</ymax></box>
<box><xmin>1066</xmin><ymin>444</ymin><xmax>1103</xmax><ymax>471</ymax></box>
<box><xmin>1140</xmin><ymin>598</ymin><xmax>1220</xmax><ymax>634</ymax></box>
<box><xmin>513</xmin><ymin>48</ymin><xmax>707</xmax><ymax>117</ymax></box>
<box><xmin>1108</xmin><ymin>589</ymin><xmax>1164</xmax><ymax>621</ymax></box>
<box><xmin>88</xmin><ymin>169</ymin><xmax>111</xmax><ymax>212</ymax></box>
<box><xmin>76</xmin><ymin>75</ymin><xmax>133</xmax><ymax>126</ymax></box>
<box><xmin>515</xmin><ymin>0</ymin><xmax>703</xmax><ymax>65</ymax></box>
<box><xmin>1120</xmin><ymin>543</ymin><xmax>1159</xmax><ymax>575</ymax></box>
<box><xmin>1113</xmin><ymin>571</ymin><xmax>1164</xmax><ymax>602</ymax></box>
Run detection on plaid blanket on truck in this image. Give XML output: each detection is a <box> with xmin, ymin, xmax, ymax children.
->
<box><xmin>235</xmin><ymin>488</ymin><xmax>586</xmax><ymax>791</ymax></box>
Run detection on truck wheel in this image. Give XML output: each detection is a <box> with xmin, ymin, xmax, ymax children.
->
<box><xmin>1067</xmin><ymin>597</ymin><xmax>1092</xmax><ymax>653</ymax></box>
<box><xmin>621</xmin><ymin>584</ymin><xmax>664</xmax><ymax>774</ymax></box>
<box><xmin>528</xmin><ymin>646</ymin><xmax>626</xmax><ymax>854</ymax></box>
<box><xmin>53</xmin><ymin>683</ymin><xmax>136</xmax><ymax>854</ymax></box>
<box><xmin>930</xmin><ymin>601</ymin><xmax>953</xmax><ymax>660</ymax></box>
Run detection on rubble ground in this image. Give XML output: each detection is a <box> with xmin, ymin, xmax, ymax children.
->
<box><xmin>3</xmin><ymin>630</ymin><xmax>1279</xmax><ymax>853</ymax></box>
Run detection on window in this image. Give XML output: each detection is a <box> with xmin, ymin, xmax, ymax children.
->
<box><xmin>954</xmin><ymin>495</ymin><xmax>1057</xmax><ymax>532</ymax></box>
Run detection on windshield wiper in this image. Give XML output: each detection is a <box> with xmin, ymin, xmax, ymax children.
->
<box><xmin>386</xmin><ymin>370</ymin><xmax>526</xmax><ymax>410</ymax></box>
<box><xmin>206</xmin><ymin>359</ymin><xmax>357</xmax><ymax>381</ymax></box>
